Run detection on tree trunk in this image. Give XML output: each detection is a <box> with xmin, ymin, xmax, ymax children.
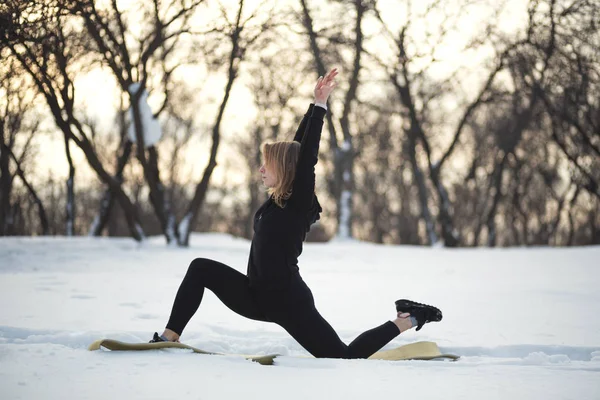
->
<box><xmin>63</xmin><ymin>133</ymin><xmax>75</xmax><ymax>236</ymax></box>
<box><xmin>566</xmin><ymin>187</ymin><xmax>581</xmax><ymax>246</ymax></box>
<box><xmin>89</xmin><ymin>140</ymin><xmax>133</xmax><ymax>236</ymax></box>
<box><xmin>129</xmin><ymin>88</ymin><xmax>177</xmax><ymax>243</ymax></box>
<box><xmin>486</xmin><ymin>154</ymin><xmax>508</xmax><ymax>247</ymax></box>
<box><xmin>7</xmin><ymin>147</ymin><xmax>49</xmax><ymax>235</ymax></box>
<box><xmin>593</xmin><ymin>199</ymin><xmax>600</xmax><ymax>245</ymax></box>
<box><xmin>0</xmin><ymin>119</ymin><xmax>14</xmax><ymax>235</ymax></box>
<box><xmin>406</xmin><ymin>135</ymin><xmax>438</xmax><ymax>245</ymax></box>
<box><xmin>4</xmin><ymin>4</ymin><xmax>145</xmax><ymax>240</ymax></box>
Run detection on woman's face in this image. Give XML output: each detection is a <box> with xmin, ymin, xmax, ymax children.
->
<box><xmin>259</xmin><ymin>162</ymin><xmax>277</xmax><ymax>188</ymax></box>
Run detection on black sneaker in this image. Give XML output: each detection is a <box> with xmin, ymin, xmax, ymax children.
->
<box><xmin>395</xmin><ymin>299</ymin><xmax>442</xmax><ymax>331</ymax></box>
<box><xmin>149</xmin><ymin>332</ymin><xmax>167</xmax><ymax>343</ymax></box>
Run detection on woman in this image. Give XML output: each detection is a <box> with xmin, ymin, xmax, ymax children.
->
<box><xmin>151</xmin><ymin>68</ymin><xmax>442</xmax><ymax>358</ymax></box>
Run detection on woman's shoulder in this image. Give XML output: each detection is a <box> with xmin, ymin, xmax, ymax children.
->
<box><xmin>287</xmin><ymin>193</ymin><xmax>322</xmax><ymax>220</ymax></box>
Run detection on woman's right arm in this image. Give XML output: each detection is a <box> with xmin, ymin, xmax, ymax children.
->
<box><xmin>293</xmin><ymin>104</ymin><xmax>316</xmax><ymax>143</ymax></box>
<box><xmin>290</xmin><ymin>106</ymin><xmax>327</xmax><ymax>211</ymax></box>
<box><xmin>289</xmin><ymin>68</ymin><xmax>338</xmax><ymax>211</ymax></box>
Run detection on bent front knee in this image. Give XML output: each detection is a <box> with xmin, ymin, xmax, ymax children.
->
<box><xmin>186</xmin><ymin>258</ymin><xmax>212</xmax><ymax>276</ymax></box>
<box><xmin>189</xmin><ymin>257</ymin><xmax>210</xmax><ymax>268</ymax></box>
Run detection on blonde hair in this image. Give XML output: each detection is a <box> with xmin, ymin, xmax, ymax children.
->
<box><xmin>261</xmin><ymin>141</ymin><xmax>301</xmax><ymax>207</ymax></box>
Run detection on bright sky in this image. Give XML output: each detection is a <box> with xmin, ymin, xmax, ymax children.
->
<box><xmin>11</xmin><ymin>0</ymin><xmax>529</xmax><ymax>190</ymax></box>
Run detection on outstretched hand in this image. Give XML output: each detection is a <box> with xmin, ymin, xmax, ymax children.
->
<box><xmin>314</xmin><ymin>68</ymin><xmax>338</xmax><ymax>104</ymax></box>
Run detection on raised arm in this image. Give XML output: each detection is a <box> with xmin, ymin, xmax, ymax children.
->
<box><xmin>293</xmin><ymin>104</ymin><xmax>315</xmax><ymax>143</ymax></box>
<box><xmin>290</xmin><ymin>68</ymin><xmax>338</xmax><ymax>210</ymax></box>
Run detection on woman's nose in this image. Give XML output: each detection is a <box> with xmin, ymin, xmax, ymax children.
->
<box><xmin>259</xmin><ymin>165</ymin><xmax>265</xmax><ymax>173</ymax></box>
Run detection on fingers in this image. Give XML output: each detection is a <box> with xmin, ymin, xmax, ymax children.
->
<box><xmin>321</xmin><ymin>70</ymin><xmax>338</xmax><ymax>90</ymax></box>
<box><xmin>321</xmin><ymin>68</ymin><xmax>338</xmax><ymax>82</ymax></box>
<box><xmin>398</xmin><ymin>312</ymin><xmax>410</xmax><ymax>318</ymax></box>
<box><xmin>320</xmin><ymin>80</ymin><xmax>337</xmax><ymax>94</ymax></box>
<box><xmin>316</xmin><ymin>68</ymin><xmax>338</xmax><ymax>87</ymax></box>
<box><xmin>314</xmin><ymin>76</ymin><xmax>324</xmax><ymax>89</ymax></box>
<box><xmin>322</xmin><ymin>69</ymin><xmax>338</xmax><ymax>85</ymax></box>
<box><xmin>314</xmin><ymin>68</ymin><xmax>338</xmax><ymax>101</ymax></box>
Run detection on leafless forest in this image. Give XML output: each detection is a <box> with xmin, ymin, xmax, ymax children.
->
<box><xmin>1</xmin><ymin>0</ymin><xmax>598</xmax><ymax>246</ymax></box>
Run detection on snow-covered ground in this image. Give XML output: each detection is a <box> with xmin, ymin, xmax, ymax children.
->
<box><xmin>1</xmin><ymin>234</ymin><xmax>599</xmax><ymax>400</ymax></box>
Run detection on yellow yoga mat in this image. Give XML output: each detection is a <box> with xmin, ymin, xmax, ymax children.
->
<box><xmin>89</xmin><ymin>338</ymin><xmax>459</xmax><ymax>366</ymax></box>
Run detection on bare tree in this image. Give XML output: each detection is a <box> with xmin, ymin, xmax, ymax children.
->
<box><xmin>68</xmin><ymin>0</ymin><xmax>208</xmax><ymax>243</ymax></box>
<box><xmin>0</xmin><ymin>59</ymin><xmax>49</xmax><ymax>235</ymax></box>
<box><xmin>478</xmin><ymin>0</ymin><xmax>599</xmax><ymax>246</ymax></box>
<box><xmin>2</xmin><ymin>0</ymin><xmax>597</xmax><ymax>246</ymax></box>
<box><xmin>69</xmin><ymin>0</ymin><xmax>276</xmax><ymax>246</ymax></box>
<box><xmin>536</xmin><ymin>0</ymin><xmax>600</xmax><ymax>201</ymax></box>
<box><xmin>370</xmin><ymin>0</ymin><xmax>524</xmax><ymax>247</ymax></box>
<box><xmin>1</xmin><ymin>0</ymin><xmax>145</xmax><ymax>240</ymax></box>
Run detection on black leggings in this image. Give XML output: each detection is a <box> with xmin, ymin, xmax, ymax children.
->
<box><xmin>165</xmin><ymin>258</ymin><xmax>400</xmax><ymax>359</ymax></box>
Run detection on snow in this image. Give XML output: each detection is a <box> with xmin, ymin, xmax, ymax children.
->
<box><xmin>336</xmin><ymin>190</ymin><xmax>352</xmax><ymax>239</ymax></box>
<box><xmin>178</xmin><ymin>212</ymin><xmax>192</xmax><ymax>243</ymax></box>
<box><xmin>1</xmin><ymin>235</ymin><xmax>599</xmax><ymax>400</ymax></box>
<box><xmin>87</xmin><ymin>215</ymin><xmax>100</xmax><ymax>237</ymax></box>
<box><xmin>127</xmin><ymin>83</ymin><xmax>162</xmax><ymax>147</ymax></box>
<box><xmin>341</xmin><ymin>139</ymin><xmax>352</xmax><ymax>151</ymax></box>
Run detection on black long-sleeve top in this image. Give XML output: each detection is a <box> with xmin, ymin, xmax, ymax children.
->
<box><xmin>246</xmin><ymin>104</ymin><xmax>325</xmax><ymax>289</ymax></box>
